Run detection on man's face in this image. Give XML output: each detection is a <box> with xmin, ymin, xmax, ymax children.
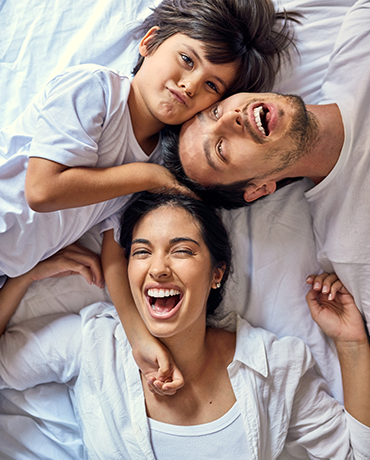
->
<box><xmin>178</xmin><ymin>92</ymin><xmax>311</xmax><ymax>187</ymax></box>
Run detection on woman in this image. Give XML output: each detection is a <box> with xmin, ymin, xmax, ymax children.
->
<box><xmin>0</xmin><ymin>192</ymin><xmax>369</xmax><ymax>459</ymax></box>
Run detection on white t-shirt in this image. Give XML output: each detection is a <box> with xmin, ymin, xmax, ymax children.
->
<box><xmin>305</xmin><ymin>0</ymin><xmax>370</xmax><ymax>332</ymax></box>
<box><xmin>0</xmin><ymin>64</ymin><xmax>161</xmax><ymax>278</ymax></box>
<box><xmin>148</xmin><ymin>402</ymin><xmax>250</xmax><ymax>459</ymax></box>
<box><xmin>0</xmin><ymin>303</ymin><xmax>368</xmax><ymax>459</ymax></box>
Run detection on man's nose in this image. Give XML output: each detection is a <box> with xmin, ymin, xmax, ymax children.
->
<box><xmin>216</xmin><ymin>109</ymin><xmax>244</xmax><ymax>134</ymax></box>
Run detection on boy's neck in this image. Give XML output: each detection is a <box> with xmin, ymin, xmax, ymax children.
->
<box><xmin>128</xmin><ymin>82</ymin><xmax>165</xmax><ymax>156</ymax></box>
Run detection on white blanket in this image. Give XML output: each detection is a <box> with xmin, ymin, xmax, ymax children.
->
<box><xmin>0</xmin><ymin>0</ymin><xmax>358</xmax><ymax>457</ymax></box>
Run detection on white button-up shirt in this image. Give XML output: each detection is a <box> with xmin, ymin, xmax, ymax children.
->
<box><xmin>0</xmin><ymin>302</ymin><xmax>369</xmax><ymax>459</ymax></box>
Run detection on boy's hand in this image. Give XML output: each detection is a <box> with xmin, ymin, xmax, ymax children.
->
<box><xmin>30</xmin><ymin>243</ymin><xmax>104</xmax><ymax>289</ymax></box>
<box><xmin>133</xmin><ymin>341</ymin><xmax>184</xmax><ymax>396</ymax></box>
<box><xmin>306</xmin><ymin>273</ymin><xmax>367</xmax><ymax>345</ymax></box>
<box><xmin>147</xmin><ymin>164</ymin><xmax>198</xmax><ymax>199</ymax></box>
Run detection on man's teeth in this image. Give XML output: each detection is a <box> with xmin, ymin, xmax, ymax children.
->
<box><xmin>148</xmin><ymin>289</ymin><xmax>180</xmax><ymax>298</ymax></box>
<box><xmin>253</xmin><ymin>106</ymin><xmax>266</xmax><ymax>135</ymax></box>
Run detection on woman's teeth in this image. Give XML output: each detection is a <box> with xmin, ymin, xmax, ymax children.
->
<box><xmin>148</xmin><ymin>288</ymin><xmax>180</xmax><ymax>298</ymax></box>
<box><xmin>254</xmin><ymin>106</ymin><xmax>266</xmax><ymax>135</ymax></box>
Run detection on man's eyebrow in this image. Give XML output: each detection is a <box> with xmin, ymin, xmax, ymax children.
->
<box><xmin>170</xmin><ymin>237</ymin><xmax>200</xmax><ymax>246</ymax></box>
<box><xmin>204</xmin><ymin>139</ymin><xmax>221</xmax><ymax>171</ymax></box>
<box><xmin>182</xmin><ymin>44</ymin><xmax>228</xmax><ymax>89</ymax></box>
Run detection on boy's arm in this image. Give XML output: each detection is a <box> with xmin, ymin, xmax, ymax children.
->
<box><xmin>306</xmin><ymin>273</ymin><xmax>370</xmax><ymax>427</ymax></box>
<box><xmin>101</xmin><ymin>230</ymin><xmax>184</xmax><ymax>395</ymax></box>
<box><xmin>25</xmin><ymin>158</ymin><xmax>186</xmax><ymax>212</ymax></box>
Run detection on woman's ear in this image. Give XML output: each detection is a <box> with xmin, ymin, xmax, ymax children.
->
<box><xmin>211</xmin><ymin>264</ymin><xmax>226</xmax><ymax>289</ymax></box>
<box><xmin>139</xmin><ymin>26</ymin><xmax>160</xmax><ymax>57</ymax></box>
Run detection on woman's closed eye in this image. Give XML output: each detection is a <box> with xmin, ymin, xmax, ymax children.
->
<box><xmin>131</xmin><ymin>248</ymin><xmax>151</xmax><ymax>258</ymax></box>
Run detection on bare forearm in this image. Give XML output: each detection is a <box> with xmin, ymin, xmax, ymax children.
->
<box><xmin>336</xmin><ymin>340</ymin><xmax>370</xmax><ymax>427</ymax></box>
<box><xmin>26</xmin><ymin>160</ymin><xmax>165</xmax><ymax>212</ymax></box>
<box><xmin>0</xmin><ymin>274</ymin><xmax>34</xmax><ymax>335</ymax></box>
<box><xmin>101</xmin><ymin>231</ymin><xmax>153</xmax><ymax>348</ymax></box>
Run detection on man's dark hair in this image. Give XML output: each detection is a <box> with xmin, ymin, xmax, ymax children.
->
<box><xmin>132</xmin><ymin>0</ymin><xmax>301</xmax><ymax>95</ymax></box>
<box><xmin>161</xmin><ymin>124</ymin><xmax>303</xmax><ymax>210</ymax></box>
<box><xmin>119</xmin><ymin>191</ymin><xmax>232</xmax><ymax>316</ymax></box>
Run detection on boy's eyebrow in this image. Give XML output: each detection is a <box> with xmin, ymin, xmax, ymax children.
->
<box><xmin>183</xmin><ymin>44</ymin><xmax>228</xmax><ymax>89</ymax></box>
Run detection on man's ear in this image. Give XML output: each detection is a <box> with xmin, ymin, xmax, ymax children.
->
<box><xmin>139</xmin><ymin>26</ymin><xmax>160</xmax><ymax>57</ymax></box>
<box><xmin>243</xmin><ymin>181</ymin><xmax>277</xmax><ymax>203</ymax></box>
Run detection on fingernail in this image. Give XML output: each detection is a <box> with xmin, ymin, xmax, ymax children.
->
<box><xmin>328</xmin><ymin>293</ymin><xmax>333</xmax><ymax>300</ymax></box>
<box><xmin>314</xmin><ymin>282</ymin><xmax>320</xmax><ymax>290</ymax></box>
<box><xmin>322</xmin><ymin>285</ymin><xmax>329</xmax><ymax>293</ymax></box>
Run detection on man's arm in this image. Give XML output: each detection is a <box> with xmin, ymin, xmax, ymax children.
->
<box><xmin>25</xmin><ymin>158</ymin><xmax>182</xmax><ymax>212</ymax></box>
<box><xmin>101</xmin><ymin>230</ymin><xmax>184</xmax><ymax>395</ymax></box>
<box><xmin>306</xmin><ymin>273</ymin><xmax>370</xmax><ymax>427</ymax></box>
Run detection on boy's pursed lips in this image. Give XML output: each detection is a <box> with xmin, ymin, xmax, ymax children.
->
<box><xmin>168</xmin><ymin>88</ymin><xmax>188</xmax><ymax>106</ymax></box>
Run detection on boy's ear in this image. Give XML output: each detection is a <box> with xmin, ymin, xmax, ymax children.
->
<box><xmin>139</xmin><ymin>26</ymin><xmax>160</xmax><ymax>57</ymax></box>
<box><xmin>243</xmin><ymin>181</ymin><xmax>277</xmax><ymax>203</ymax></box>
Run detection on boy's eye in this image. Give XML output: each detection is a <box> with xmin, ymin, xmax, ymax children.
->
<box><xmin>181</xmin><ymin>54</ymin><xmax>194</xmax><ymax>68</ymax></box>
<box><xmin>207</xmin><ymin>81</ymin><xmax>219</xmax><ymax>93</ymax></box>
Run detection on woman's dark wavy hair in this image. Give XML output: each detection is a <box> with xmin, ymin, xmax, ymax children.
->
<box><xmin>132</xmin><ymin>0</ymin><xmax>301</xmax><ymax>95</ymax></box>
<box><xmin>161</xmin><ymin>125</ymin><xmax>303</xmax><ymax>209</ymax></box>
<box><xmin>119</xmin><ymin>191</ymin><xmax>232</xmax><ymax>316</ymax></box>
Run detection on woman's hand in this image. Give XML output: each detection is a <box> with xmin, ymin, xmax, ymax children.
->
<box><xmin>29</xmin><ymin>243</ymin><xmax>104</xmax><ymax>289</ymax></box>
<box><xmin>306</xmin><ymin>272</ymin><xmax>367</xmax><ymax>345</ymax></box>
<box><xmin>133</xmin><ymin>340</ymin><xmax>185</xmax><ymax>396</ymax></box>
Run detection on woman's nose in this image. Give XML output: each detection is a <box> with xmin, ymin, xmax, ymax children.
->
<box><xmin>149</xmin><ymin>256</ymin><xmax>171</xmax><ymax>279</ymax></box>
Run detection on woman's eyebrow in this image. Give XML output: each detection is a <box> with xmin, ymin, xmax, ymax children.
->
<box><xmin>132</xmin><ymin>238</ymin><xmax>150</xmax><ymax>245</ymax></box>
<box><xmin>170</xmin><ymin>237</ymin><xmax>200</xmax><ymax>246</ymax></box>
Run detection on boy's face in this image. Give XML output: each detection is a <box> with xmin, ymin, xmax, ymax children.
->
<box><xmin>135</xmin><ymin>29</ymin><xmax>237</xmax><ymax>126</ymax></box>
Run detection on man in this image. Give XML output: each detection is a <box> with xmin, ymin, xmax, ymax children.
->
<box><xmin>163</xmin><ymin>0</ymin><xmax>370</xmax><ymax>332</ymax></box>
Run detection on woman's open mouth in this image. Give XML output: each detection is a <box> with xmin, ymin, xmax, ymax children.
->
<box><xmin>146</xmin><ymin>288</ymin><xmax>183</xmax><ymax>318</ymax></box>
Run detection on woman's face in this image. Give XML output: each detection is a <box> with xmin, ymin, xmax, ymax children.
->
<box><xmin>127</xmin><ymin>205</ymin><xmax>223</xmax><ymax>340</ymax></box>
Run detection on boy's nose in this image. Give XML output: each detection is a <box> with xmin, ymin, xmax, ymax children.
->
<box><xmin>179</xmin><ymin>75</ymin><xmax>201</xmax><ymax>97</ymax></box>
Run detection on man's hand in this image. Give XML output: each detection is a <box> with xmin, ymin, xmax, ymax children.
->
<box><xmin>132</xmin><ymin>340</ymin><xmax>184</xmax><ymax>396</ymax></box>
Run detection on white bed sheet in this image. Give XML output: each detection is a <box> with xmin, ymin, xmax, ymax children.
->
<box><xmin>0</xmin><ymin>0</ymin><xmax>357</xmax><ymax>457</ymax></box>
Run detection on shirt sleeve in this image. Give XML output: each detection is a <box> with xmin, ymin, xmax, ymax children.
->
<box><xmin>0</xmin><ymin>313</ymin><xmax>82</xmax><ymax>391</ymax></box>
<box><xmin>29</xmin><ymin>66</ymin><xmax>108</xmax><ymax>167</ymax></box>
<box><xmin>284</xmin><ymin>366</ymin><xmax>370</xmax><ymax>459</ymax></box>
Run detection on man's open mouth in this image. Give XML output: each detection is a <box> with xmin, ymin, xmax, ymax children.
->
<box><xmin>253</xmin><ymin>105</ymin><xmax>270</xmax><ymax>136</ymax></box>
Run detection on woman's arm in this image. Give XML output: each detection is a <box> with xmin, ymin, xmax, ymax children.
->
<box><xmin>101</xmin><ymin>230</ymin><xmax>184</xmax><ymax>395</ymax></box>
<box><xmin>306</xmin><ymin>273</ymin><xmax>370</xmax><ymax>427</ymax></box>
<box><xmin>25</xmin><ymin>158</ymin><xmax>185</xmax><ymax>212</ymax></box>
<box><xmin>0</xmin><ymin>243</ymin><xmax>104</xmax><ymax>335</ymax></box>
